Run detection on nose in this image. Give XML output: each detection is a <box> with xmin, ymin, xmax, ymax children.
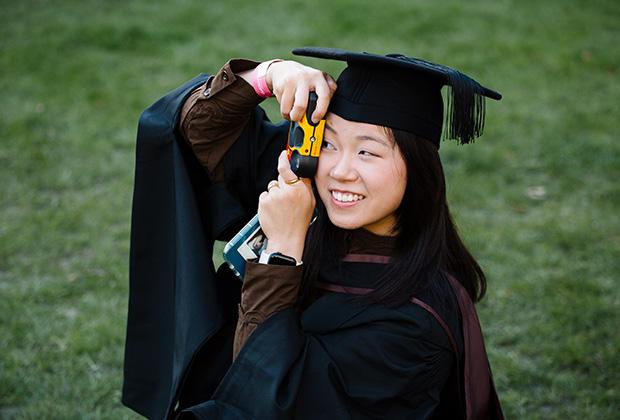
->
<box><xmin>329</xmin><ymin>153</ymin><xmax>359</xmax><ymax>182</ymax></box>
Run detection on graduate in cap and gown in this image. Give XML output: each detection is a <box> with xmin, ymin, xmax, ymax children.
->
<box><xmin>122</xmin><ymin>47</ymin><xmax>504</xmax><ymax>419</ymax></box>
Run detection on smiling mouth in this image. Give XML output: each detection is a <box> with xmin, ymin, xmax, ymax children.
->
<box><xmin>331</xmin><ymin>190</ymin><xmax>365</xmax><ymax>203</ymax></box>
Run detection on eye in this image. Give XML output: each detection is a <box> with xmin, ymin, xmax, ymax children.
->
<box><xmin>359</xmin><ymin>149</ymin><xmax>378</xmax><ymax>157</ymax></box>
<box><xmin>321</xmin><ymin>140</ymin><xmax>336</xmax><ymax>150</ymax></box>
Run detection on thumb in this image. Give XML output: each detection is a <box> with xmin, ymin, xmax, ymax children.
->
<box><xmin>277</xmin><ymin>150</ymin><xmax>299</xmax><ymax>181</ymax></box>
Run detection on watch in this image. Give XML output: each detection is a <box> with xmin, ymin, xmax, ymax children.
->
<box><xmin>259</xmin><ymin>251</ymin><xmax>298</xmax><ymax>266</ymax></box>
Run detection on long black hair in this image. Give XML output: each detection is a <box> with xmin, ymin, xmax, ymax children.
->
<box><xmin>299</xmin><ymin>128</ymin><xmax>486</xmax><ymax>308</ymax></box>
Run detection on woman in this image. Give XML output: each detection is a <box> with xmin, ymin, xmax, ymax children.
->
<box><xmin>123</xmin><ymin>48</ymin><xmax>503</xmax><ymax>419</ymax></box>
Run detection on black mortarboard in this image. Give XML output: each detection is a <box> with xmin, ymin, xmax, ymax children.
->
<box><xmin>292</xmin><ymin>47</ymin><xmax>502</xmax><ymax>148</ymax></box>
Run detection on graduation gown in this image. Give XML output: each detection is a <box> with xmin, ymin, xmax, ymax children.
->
<box><xmin>122</xmin><ymin>73</ymin><xmax>291</xmax><ymax>419</ymax></box>
<box><xmin>179</xmin><ymin>258</ymin><xmax>462</xmax><ymax>420</ymax></box>
<box><xmin>122</xmin><ymin>75</ymin><xmax>503</xmax><ymax>419</ymax></box>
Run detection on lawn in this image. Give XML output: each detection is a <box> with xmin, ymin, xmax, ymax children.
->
<box><xmin>1</xmin><ymin>0</ymin><xmax>618</xmax><ymax>418</ymax></box>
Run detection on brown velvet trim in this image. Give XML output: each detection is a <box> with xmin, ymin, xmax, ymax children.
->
<box><xmin>344</xmin><ymin>229</ymin><xmax>397</xmax><ymax>255</ymax></box>
<box><xmin>341</xmin><ymin>254</ymin><xmax>391</xmax><ymax>264</ymax></box>
<box><xmin>447</xmin><ymin>275</ymin><xmax>504</xmax><ymax>420</ymax></box>
<box><xmin>314</xmin><ymin>281</ymin><xmax>374</xmax><ymax>296</ymax></box>
<box><xmin>409</xmin><ymin>296</ymin><xmax>459</xmax><ymax>356</ymax></box>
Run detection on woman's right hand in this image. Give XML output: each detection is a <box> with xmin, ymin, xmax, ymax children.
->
<box><xmin>258</xmin><ymin>151</ymin><xmax>316</xmax><ymax>263</ymax></box>
<box><xmin>266</xmin><ymin>60</ymin><xmax>338</xmax><ymax>123</ymax></box>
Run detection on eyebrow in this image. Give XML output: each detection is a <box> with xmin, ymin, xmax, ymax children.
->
<box><xmin>325</xmin><ymin>122</ymin><xmax>390</xmax><ymax>147</ymax></box>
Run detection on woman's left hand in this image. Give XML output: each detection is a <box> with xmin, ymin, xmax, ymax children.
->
<box><xmin>258</xmin><ymin>151</ymin><xmax>315</xmax><ymax>262</ymax></box>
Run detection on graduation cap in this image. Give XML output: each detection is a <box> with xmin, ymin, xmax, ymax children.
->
<box><xmin>292</xmin><ymin>47</ymin><xmax>502</xmax><ymax>148</ymax></box>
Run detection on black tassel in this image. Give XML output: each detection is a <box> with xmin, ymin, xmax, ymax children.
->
<box><xmin>444</xmin><ymin>70</ymin><xmax>486</xmax><ymax>145</ymax></box>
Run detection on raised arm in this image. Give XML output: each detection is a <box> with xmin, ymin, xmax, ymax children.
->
<box><xmin>178</xmin><ymin>59</ymin><xmax>263</xmax><ymax>181</ymax></box>
<box><xmin>176</xmin><ymin>57</ymin><xmax>337</xmax><ymax>359</ymax></box>
<box><xmin>178</xmin><ymin>59</ymin><xmax>337</xmax><ymax>181</ymax></box>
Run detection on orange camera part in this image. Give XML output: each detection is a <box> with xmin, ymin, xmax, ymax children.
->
<box><xmin>287</xmin><ymin>92</ymin><xmax>326</xmax><ymax>178</ymax></box>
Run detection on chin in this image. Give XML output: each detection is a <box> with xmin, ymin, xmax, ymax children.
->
<box><xmin>325</xmin><ymin>211</ymin><xmax>364</xmax><ymax>231</ymax></box>
<box><xmin>330</xmin><ymin>220</ymin><xmax>363</xmax><ymax>231</ymax></box>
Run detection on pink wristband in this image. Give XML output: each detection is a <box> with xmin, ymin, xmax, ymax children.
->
<box><xmin>251</xmin><ymin>59</ymin><xmax>283</xmax><ymax>98</ymax></box>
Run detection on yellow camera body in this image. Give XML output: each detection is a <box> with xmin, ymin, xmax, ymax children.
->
<box><xmin>287</xmin><ymin>92</ymin><xmax>326</xmax><ymax>178</ymax></box>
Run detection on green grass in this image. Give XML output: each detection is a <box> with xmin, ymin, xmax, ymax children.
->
<box><xmin>1</xmin><ymin>0</ymin><xmax>618</xmax><ymax>418</ymax></box>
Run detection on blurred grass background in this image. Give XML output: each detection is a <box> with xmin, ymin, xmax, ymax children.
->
<box><xmin>1</xmin><ymin>0</ymin><xmax>618</xmax><ymax>418</ymax></box>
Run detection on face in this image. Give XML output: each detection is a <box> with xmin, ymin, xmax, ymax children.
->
<box><xmin>314</xmin><ymin>113</ymin><xmax>408</xmax><ymax>236</ymax></box>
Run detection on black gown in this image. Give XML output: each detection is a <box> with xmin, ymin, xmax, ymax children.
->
<box><xmin>122</xmin><ymin>75</ymin><xmax>503</xmax><ymax>420</ymax></box>
<box><xmin>179</xmin><ymin>258</ymin><xmax>464</xmax><ymax>420</ymax></box>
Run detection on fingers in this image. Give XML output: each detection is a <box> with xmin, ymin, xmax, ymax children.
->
<box><xmin>312</xmin><ymin>73</ymin><xmax>337</xmax><ymax>123</ymax></box>
<box><xmin>290</xmin><ymin>84</ymin><xmax>310</xmax><ymax>122</ymax></box>
<box><xmin>260</xmin><ymin>152</ymin><xmax>315</xmax><ymax>245</ymax></box>
<box><xmin>267</xmin><ymin>179</ymin><xmax>280</xmax><ymax>192</ymax></box>
<box><xmin>279</xmin><ymin>88</ymin><xmax>295</xmax><ymax>121</ymax></box>
<box><xmin>313</xmin><ymin>82</ymin><xmax>332</xmax><ymax>124</ymax></box>
<box><xmin>325</xmin><ymin>73</ymin><xmax>338</xmax><ymax>92</ymax></box>
<box><xmin>277</xmin><ymin>150</ymin><xmax>299</xmax><ymax>182</ymax></box>
<box><xmin>262</xmin><ymin>151</ymin><xmax>301</xmax><ymax>197</ymax></box>
<box><xmin>258</xmin><ymin>190</ymin><xmax>269</xmax><ymax>206</ymax></box>
<box><xmin>271</xmin><ymin>61</ymin><xmax>337</xmax><ymax>122</ymax></box>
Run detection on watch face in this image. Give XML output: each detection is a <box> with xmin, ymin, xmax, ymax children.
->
<box><xmin>268</xmin><ymin>252</ymin><xmax>297</xmax><ymax>266</ymax></box>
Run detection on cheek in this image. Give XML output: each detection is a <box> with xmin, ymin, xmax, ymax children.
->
<box><xmin>314</xmin><ymin>158</ymin><xmax>330</xmax><ymax>199</ymax></box>
<box><xmin>392</xmin><ymin>160</ymin><xmax>408</xmax><ymax>198</ymax></box>
<box><xmin>370</xmin><ymin>154</ymin><xmax>404</xmax><ymax>183</ymax></box>
<box><xmin>314</xmin><ymin>153</ymin><xmax>338</xmax><ymax>185</ymax></box>
<box><xmin>315</xmin><ymin>155</ymin><xmax>328</xmax><ymax>181</ymax></box>
<box><xmin>369</xmin><ymin>157</ymin><xmax>407</xmax><ymax>204</ymax></box>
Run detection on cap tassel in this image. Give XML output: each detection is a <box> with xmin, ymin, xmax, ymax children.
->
<box><xmin>444</xmin><ymin>71</ymin><xmax>486</xmax><ymax>145</ymax></box>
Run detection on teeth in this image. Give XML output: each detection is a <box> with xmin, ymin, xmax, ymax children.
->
<box><xmin>332</xmin><ymin>191</ymin><xmax>363</xmax><ymax>202</ymax></box>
